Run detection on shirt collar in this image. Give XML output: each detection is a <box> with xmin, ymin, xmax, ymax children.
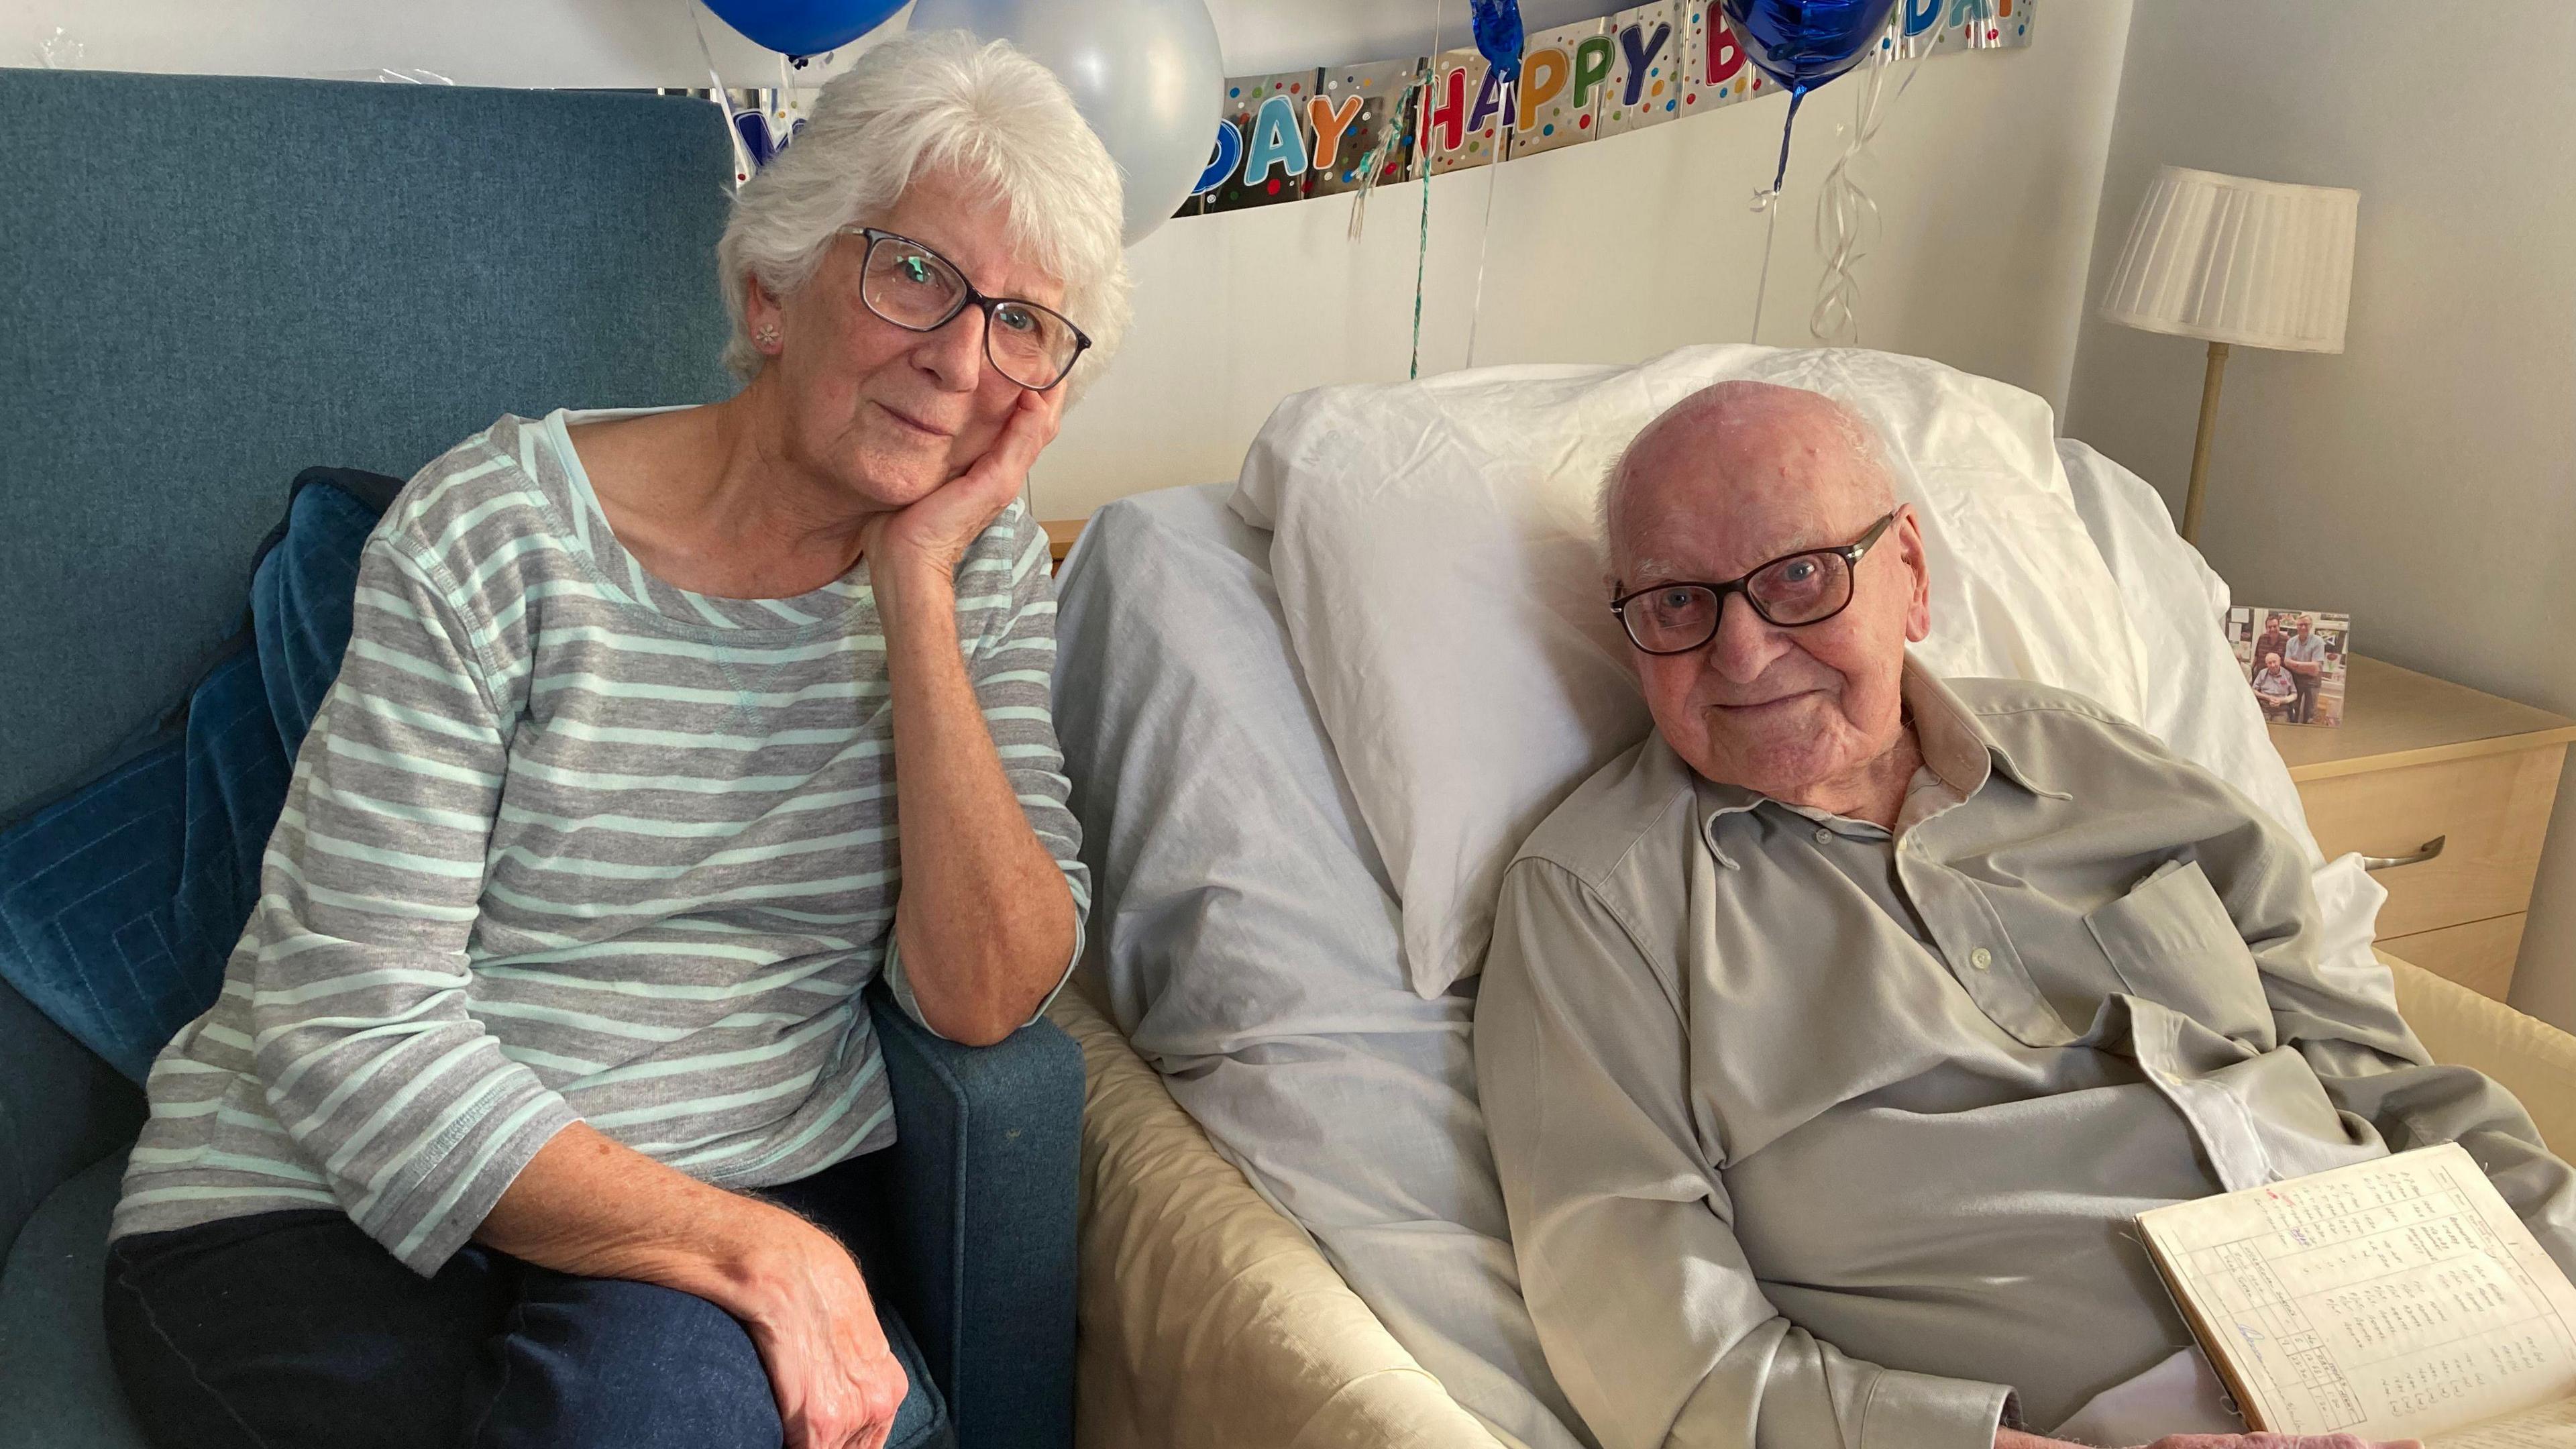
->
<box><xmin>1902</xmin><ymin>657</ymin><xmax>2068</xmax><ymax>800</ymax></box>
<box><xmin>1685</xmin><ymin>656</ymin><xmax>2070</xmax><ymax>847</ymax></box>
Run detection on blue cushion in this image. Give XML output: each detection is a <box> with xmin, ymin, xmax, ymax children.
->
<box><xmin>0</xmin><ymin>472</ymin><xmax>392</xmax><ymax>1081</ymax></box>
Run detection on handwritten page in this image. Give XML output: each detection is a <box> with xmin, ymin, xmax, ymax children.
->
<box><xmin>2428</xmin><ymin>1395</ymin><xmax>2576</xmax><ymax>1446</ymax></box>
<box><xmin>2139</xmin><ymin>1142</ymin><xmax>2576</xmax><ymax>1444</ymax></box>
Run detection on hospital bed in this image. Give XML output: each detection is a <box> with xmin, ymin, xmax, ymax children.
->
<box><xmin>1040</xmin><ymin>346</ymin><xmax>2576</xmax><ymax>1448</ymax></box>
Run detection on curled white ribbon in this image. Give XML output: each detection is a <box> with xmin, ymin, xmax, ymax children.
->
<box><xmin>1809</xmin><ymin>24</ymin><xmax>1917</xmax><ymax>346</ymax></box>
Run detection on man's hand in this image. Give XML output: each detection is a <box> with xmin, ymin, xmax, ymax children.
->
<box><xmin>1998</xmin><ymin>1423</ymin><xmax>2421</xmax><ymax>1433</ymax></box>
<box><xmin>735</xmin><ymin>1207</ymin><xmax>910</xmax><ymax>1449</ymax></box>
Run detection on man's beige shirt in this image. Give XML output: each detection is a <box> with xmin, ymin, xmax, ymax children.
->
<box><xmin>1475</xmin><ymin>662</ymin><xmax>2576</xmax><ymax>1449</ymax></box>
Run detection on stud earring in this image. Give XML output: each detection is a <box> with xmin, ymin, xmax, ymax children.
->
<box><xmin>755</xmin><ymin>324</ymin><xmax>781</xmax><ymax>350</ymax></box>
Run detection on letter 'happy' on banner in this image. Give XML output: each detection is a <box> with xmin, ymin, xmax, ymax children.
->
<box><xmin>1599</xmin><ymin>0</ymin><xmax>1681</xmax><ymax>139</ymax></box>
<box><xmin>1422</xmin><ymin>46</ymin><xmax>1504</xmax><ymax>174</ymax></box>
<box><xmin>1511</xmin><ymin>19</ymin><xmax>1605</xmax><ymax>156</ymax></box>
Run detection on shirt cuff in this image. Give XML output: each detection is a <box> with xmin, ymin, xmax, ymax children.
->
<box><xmin>881</xmin><ymin>908</ymin><xmax>1085</xmax><ymax>1042</ymax></box>
<box><xmin>1857</xmin><ymin>1368</ymin><xmax>2015</xmax><ymax>1449</ymax></box>
<box><xmin>358</xmin><ymin>1073</ymin><xmax>582</xmax><ymax>1278</ymax></box>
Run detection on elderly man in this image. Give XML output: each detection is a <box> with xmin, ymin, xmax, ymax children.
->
<box><xmin>1474</xmin><ymin>382</ymin><xmax>2575</xmax><ymax>1449</ymax></box>
<box><xmin>2254</xmin><ymin>649</ymin><xmax>2300</xmax><ymax>720</ymax></box>
<box><xmin>2283</xmin><ymin>615</ymin><xmax>2330</xmax><ymax>724</ymax></box>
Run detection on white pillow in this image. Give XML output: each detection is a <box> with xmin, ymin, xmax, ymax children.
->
<box><xmin>1235</xmin><ymin>344</ymin><xmax>2153</xmax><ymax>998</ymax></box>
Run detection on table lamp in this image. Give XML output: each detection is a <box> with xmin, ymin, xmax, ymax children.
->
<box><xmin>2098</xmin><ymin>164</ymin><xmax>2359</xmax><ymax>544</ymax></box>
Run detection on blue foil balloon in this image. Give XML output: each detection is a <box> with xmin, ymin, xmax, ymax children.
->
<box><xmin>1720</xmin><ymin>0</ymin><xmax>1899</xmax><ymax>191</ymax></box>
<box><xmin>703</xmin><ymin>0</ymin><xmax>908</xmax><ymax>59</ymax></box>
<box><xmin>1469</xmin><ymin>0</ymin><xmax>1526</xmax><ymax>80</ymax></box>
<box><xmin>1720</xmin><ymin>0</ymin><xmax>1899</xmax><ymax>93</ymax></box>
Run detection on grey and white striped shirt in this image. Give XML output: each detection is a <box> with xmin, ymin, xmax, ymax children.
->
<box><xmin>113</xmin><ymin>409</ymin><xmax>1085</xmax><ymax>1275</ymax></box>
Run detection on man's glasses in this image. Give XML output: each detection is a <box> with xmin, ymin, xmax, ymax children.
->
<box><xmin>841</xmin><ymin>227</ymin><xmax>1091</xmax><ymax>392</ymax></box>
<box><xmin>1609</xmin><ymin>512</ymin><xmax>1899</xmax><ymax>655</ymax></box>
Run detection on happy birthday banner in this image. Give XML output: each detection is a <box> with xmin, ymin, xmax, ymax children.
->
<box><xmin>1176</xmin><ymin>0</ymin><xmax>2034</xmax><ymax>219</ymax></box>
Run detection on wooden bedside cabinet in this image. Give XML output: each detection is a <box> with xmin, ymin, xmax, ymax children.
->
<box><xmin>2273</xmin><ymin>656</ymin><xmax>2576</xmax><ymax>1000</ymax></box>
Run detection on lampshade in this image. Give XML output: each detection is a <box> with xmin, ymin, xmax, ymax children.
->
<box><xmin>2099</xmin><ymin>165</ymin><xmax>2359</xmax><ymax>354</ymax></box>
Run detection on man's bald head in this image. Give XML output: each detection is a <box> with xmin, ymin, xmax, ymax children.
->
<box><xmin>1600</xmin><ymin>382</ymin><xmax>1897</xmax><ymax>582</ymax></box>
<box><xmin>1598</xmin><ymin>380</ymin><xmax>1932</xmax><ymax>820</ymax></box>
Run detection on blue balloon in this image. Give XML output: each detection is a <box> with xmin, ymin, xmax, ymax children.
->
<box><xmin>1469</xmin><ymin>0</ymin><xmax>1527</xmax><ymax>80</ymax></box>
<box><xmin>1719</xmin><ymin>0</ymin><xmax>1900</xmax><ymax>95</ymax></box>
<box><xmin>702</xmin><ymin>0</ymin><xmax>907</xmax><ymax>59</ymax></box>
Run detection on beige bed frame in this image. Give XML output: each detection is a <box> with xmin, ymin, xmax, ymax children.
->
<box><xmin>1048</xmin><ymin>953</ymin><xmax>2576</xmax><ymax>1448</ymax></box>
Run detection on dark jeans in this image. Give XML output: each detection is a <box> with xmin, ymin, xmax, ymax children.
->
<box><xmin>2292</xmin><ymin>672</ymin><xmax>2321</xmax><ymax>723</ymax></box>
<box><xmin>101</xmin><ymin>1154</ymin><xmax>951</xmax><ymax>1449</ymax></box>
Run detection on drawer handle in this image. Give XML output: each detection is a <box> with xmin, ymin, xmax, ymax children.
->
<box><xmin>2361</xmin><ymin>835</ymin><xmax>2447</xmax><ymax>872</ymax></box>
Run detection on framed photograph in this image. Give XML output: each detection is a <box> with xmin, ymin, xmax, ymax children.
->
<box><xmin>2226</xmin><ymin>606</ymin><xmax>2351</xmax><ymax>727</ymax></box>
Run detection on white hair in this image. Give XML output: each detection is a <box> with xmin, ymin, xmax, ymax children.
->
<box><xmin>1597</xmin><ymin>382</ymin><xmax>1898</xmax><ymax>574</ymax></box>
<box><xmin>714</xmin><ymin>29</ymin><xmax>1133</xmax><ymax>398</ymax></box>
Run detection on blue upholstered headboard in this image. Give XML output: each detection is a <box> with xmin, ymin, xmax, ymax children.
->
<box><xmin>0</xmin><ymin>68</ymin><xmax>741</xmax><ymax>817</ymax></box>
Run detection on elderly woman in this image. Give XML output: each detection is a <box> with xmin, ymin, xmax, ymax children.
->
<box><xmin>101</xmin><ymin>30</ymin><xmax>1126</xmax><ymax>1449</ymax></box>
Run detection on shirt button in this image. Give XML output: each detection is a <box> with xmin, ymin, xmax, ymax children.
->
<box><xmin>1970</xmin><ymin>947</ymin><xmax>1994</xmax><ymax>971</ymax></box>
<box><xmin>1813</xmin><ymin>826</ymin><xmax>1833</xmax><ymax>845</ymax></box>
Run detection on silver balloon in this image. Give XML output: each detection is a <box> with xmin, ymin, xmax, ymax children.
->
<box><xmin>908</xmin><ymin>0</ymin><xmax>1224</xmax><ymax>245</ymax></box>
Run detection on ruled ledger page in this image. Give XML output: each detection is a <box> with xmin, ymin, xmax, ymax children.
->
<box><xmin>2137</xmin><ymin>1143</ymin><xmax>2576</xmax><ymax>1446</ymax></box>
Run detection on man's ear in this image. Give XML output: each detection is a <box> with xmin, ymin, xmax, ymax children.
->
<box><xmin>1895</xmin><ymin>506</ymin><xmax>1932</xmax><ymax>643</ymax></box>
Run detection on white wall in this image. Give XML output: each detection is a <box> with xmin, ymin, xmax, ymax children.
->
<box><xmin>2063</xmin><ymin>0</ymin><xmax>2576</xmax><ymax>1028</ymax></box>
<box><xmin>23</xmin><ymin>0</ymin><xmax>2138</xmax><ymax>520</ymax></box>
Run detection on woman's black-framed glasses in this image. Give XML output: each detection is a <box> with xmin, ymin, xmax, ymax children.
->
<box><xmin>1609</xmin><ymin>512</ymin><xmax>1900</xmax><ymax>655</ymax></box>
<box><xmin>841</xmin><ymin>227</ymin><xmax>1091</xmax><ymax>391</ymax></box>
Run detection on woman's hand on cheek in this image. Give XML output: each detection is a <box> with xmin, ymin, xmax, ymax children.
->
<box><xmin>862</xmin><ymin>386</ymin><xmax>1062</xmax><ymax>594</ymax></box>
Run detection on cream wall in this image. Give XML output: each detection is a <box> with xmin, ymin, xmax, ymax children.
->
<box><xmin>21</xmin><ymin>0</ymin><xmax>2139</xmax><ymax>520</ymax></box>
<box><xmin>2063</xmin><ymin>0</ymin><xmax>2576</xmax><ymax>1028</ymax></box>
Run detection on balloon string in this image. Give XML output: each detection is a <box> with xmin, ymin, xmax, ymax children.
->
<box><xmin>1347</xmin><ymin>72</ymin><xmax>1426</xmax><ymax>241</ymax></box>
<box><xmin>1748</xmin><ymin>85</ymin><xmax>1804</xmax><ymax>343</ymax></box>
<box><xmin>682</xmin><ymin>0</ymin><xmax>754</xmax><ymax>191</ymax></box>
<box><xmin>1750</xmin><ymin>191</ymin><xmax>1781</xmax><ymax>342</ymax></box>
<box><xmin>1767</xmin><ymin>84</ymin><xmax>1807</xmax><ymax>196</ymax></box>
<box><xmin>1811</xmin><ymin>25</ymin><xmax>1917</xmax><ymax>345</ymax></box>
<box><xmin>1462</xmin><ymin>77</ymin><xmax>1512</xmax><ymax>370</ymax></box>
<box><xmin>1411</xmin><ymin>0</ymin><xmax>1446</xmax><ymax>381</ymax></box>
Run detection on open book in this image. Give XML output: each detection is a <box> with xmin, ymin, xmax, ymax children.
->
<box><xmin>2138</xmin><ymin>1143</ymin><xmax>2576</xmax><ymax>1446</ymax></box>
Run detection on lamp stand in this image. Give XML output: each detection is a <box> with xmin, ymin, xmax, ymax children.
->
<box><xmin>2180</xmin><ymin>340</ymin><xmax>2231</xmax><ymax>545</ymax></box>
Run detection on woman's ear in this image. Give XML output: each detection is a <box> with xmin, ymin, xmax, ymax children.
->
<box><xmin>745</xmin><ymin>278</ymin><xmax>786</xmax><ymax>356</ymax></box>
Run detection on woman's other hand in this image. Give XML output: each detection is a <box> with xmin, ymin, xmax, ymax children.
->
<box><xmin>863</xmin><ymin>385</ymin><xmax>1063</xmax><ymax>587</ymax></box>
<box><xmin>736</xmin><ymin>1204</ymin><xmax>910</xmax><ymax>1449</ymax></box>
<box><xmin>480</xmin><ymin>1125</ymin><xmax>911</xmax><ymax>1449</ymax></box>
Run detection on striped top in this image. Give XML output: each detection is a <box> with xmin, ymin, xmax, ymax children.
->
<box><xmin>113</xmin><ymin>409</ymin><xmax>1085</xmax><ymax>1275</ymax></box>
